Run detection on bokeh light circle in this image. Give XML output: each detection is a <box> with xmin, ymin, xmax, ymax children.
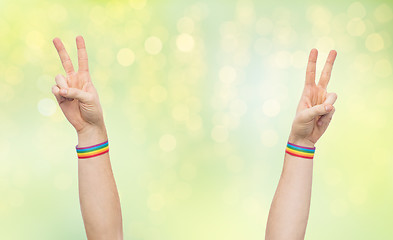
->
<box><xmin>159</xmin><ymin>134</ymin><xmax>177</xmax><ymax>152</ymax></box>
<box><xmin>117</xmin><ymin>48</ymin><xmax>135</xmax><ymax>66</ymax></box>
<box><xmin>38</xmin><ymin>98</ymin><xmax>57</xmax><ymax>116</ymax></box>
<box><xmin>145</xmin><ymin>36</ymin><xmax>163</xmax><ymax>55</ymax></box>
<box><xmin>176</xmin><ymin>34</ymin><xmax>195</xmax><ymax>52</ymax></box>
<box><xmin>365</xmin><ymin>33</ymin><xmax>384</xmax><ymax>52</ymax></box>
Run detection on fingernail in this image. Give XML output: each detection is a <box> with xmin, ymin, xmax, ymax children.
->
<box><xmin>60</xmin><ymin>89</ymin><xmax>67</xmax><ymax>95</ymax></box>
<box><xmin>325</xmin><ymin>105</ymin><xmax>332</xmax><ymax>111</ymax></box>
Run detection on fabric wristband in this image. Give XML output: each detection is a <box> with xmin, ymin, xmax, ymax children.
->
<box><xmin>76</xmin><ymin>140</ymin><xmax>109</xmax><ymax>159</ymax></box>
<box><xmin>285</xmin><ymin>141</ymin><xmax>315</xmax><ymax>159</ymax></box>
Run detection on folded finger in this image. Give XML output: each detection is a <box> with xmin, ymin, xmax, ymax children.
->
<box><xmin>317</xmin><ymin>107</ymin><xmax>335</xmax><ymax>127</ymax></box>
<box><xmin>300</xmin><ymin>103</ymin><xmax>333</xmax><ymax>123</ymax></box>
<box><xmin>323</xmin><ymin>92</ymin><xmax>338</xmax><ymax>106</ymax></box>
<box><xmin>52</xmin><ymin>85</ymin><xmax>64</xmax><ymax>103</ymax></box>
<box><xmin>59</xmin><ymin>87</ymin><xmax>91</xmax><ymax>103</ymax></box>
<box><xmin>55</xmin><ymin>74</ymin><xmax>69</xmax><ymax>89</ymax></box>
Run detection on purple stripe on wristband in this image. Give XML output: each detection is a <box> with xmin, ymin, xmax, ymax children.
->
<box><xmin>287</xmin><ymin>141</ymin><xmax>315</xmax><ymax>150</ymax></box>
<box><xmin>76</xmin><ymin>140</ymin><xmax>109</xmax><ymax>150</ymax></box>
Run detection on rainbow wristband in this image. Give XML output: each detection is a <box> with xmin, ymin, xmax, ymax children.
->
<box><xmin>76</xmin><ymin>140</ymin><xmax>109</xmax><ymax>159</ymax></box>
<box><xmin>285</xmin><ymin>141</ymin><xmax>315</xmax><ymax>159</ymax></box>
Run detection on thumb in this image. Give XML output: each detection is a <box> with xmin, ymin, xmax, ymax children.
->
<box><xmin>300</xmin><ymin>104</ymin><xmax>333</xmax><ymax>122</ymax></box>
<box><xmin>59</xmin><ymin>88</ymin><xmax>91</xmax><ymax>103</ymax></box>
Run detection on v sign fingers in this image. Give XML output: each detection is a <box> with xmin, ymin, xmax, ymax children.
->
<box><xmin>53</xmin><ymin>38</ymin><xmax>75</xmax><ymax>75</ymax></box>
<box><xmin>318</xmin><ymin>50</ymin><xmax>337</xmax><ymax>89</ymax></box>
<box><xmin>76</xmin><ymin>36</ymin><xmax>89</xmax><ymax>73</ymax></box>
<box><xmin>290</xmin><ymin>48</ymin><xmax>338</xmax><ymax>146</ymax></box>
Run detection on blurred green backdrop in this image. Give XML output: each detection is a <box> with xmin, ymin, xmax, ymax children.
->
<box><xmin>0</xmin><ymin>0</ymin><xmax>393</xmax><ymax>239</ymax></box>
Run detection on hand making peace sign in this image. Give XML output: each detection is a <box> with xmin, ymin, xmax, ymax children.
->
<box><xmin>289</xmin><ymin>49</ymin><xmax>338</xmax><ymax>147</ymax></box>
<box><xmin>51</xmin><ymin>36</ymin><xmax>105</xmax><ymax>134</ymax></box>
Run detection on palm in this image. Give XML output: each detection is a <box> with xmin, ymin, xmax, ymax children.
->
<box><xmin>60</xmin><ymin>74</ymin><xmax>91</xmax><ymax>131</ymax></box>
<box><xmin>299</xmin><ymin>85</ymin><xmax>326</xmax><ymax>110</ymax></box>
<box><xmin>292</xmin><ymin>49</ymin><xmax>337</xmax><ymax>144</ymax></box>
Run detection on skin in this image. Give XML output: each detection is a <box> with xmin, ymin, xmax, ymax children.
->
<box><xmin>265</xmin><ymin>49</ymin><xmax>338</xmax><ymax>240</ymax></box>
<box><xmin>51</xmin><ymin>36</ymin><xmax>123</xmax><ymax>240</ymax></box>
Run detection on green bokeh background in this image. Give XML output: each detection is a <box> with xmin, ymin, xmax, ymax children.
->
<box><xmin>0</xmin><ymin>0</ymin><xmax>393</xmax><ymax>239</ymax></box>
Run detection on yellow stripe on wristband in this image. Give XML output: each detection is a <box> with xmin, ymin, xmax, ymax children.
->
<box><xmin>285</xmin><ymin>148</ymin><xmax>314</xmax><ymax>157</ymax></box>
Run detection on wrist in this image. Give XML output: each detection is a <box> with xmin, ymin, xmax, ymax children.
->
<box><xmin>77</xmin><ymin>125</ymin><xmax>108</xmax><ymax>148</ymax></box>
<box><xmin>288</xmin><ymin>134</ymin><xmax>315</xmax><ymax>148</ymax></box>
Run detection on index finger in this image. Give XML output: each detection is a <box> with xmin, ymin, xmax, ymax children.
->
<box><xmin>305</xmin><ymin>48</ymin><xmax>318</xmax><ymax>85</ymax></box>
<box><xmin>76</xmin><ymin>36</ymin><xmax>89</xmax><ymax>72</ymax></box>
<box><xmin>53</xmin><ymin>38</ymin><xmax>75</xmax><ymax>75</ymax></box>
<box><xmin>318</xmin><ymin>50</ymin><xmax>337</xmax><ymax>89</ymax></box>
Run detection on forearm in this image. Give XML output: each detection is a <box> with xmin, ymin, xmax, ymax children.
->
<box><xmin>265</xmin><ymin>138</ymin><xmax>314</xmax><ymax>240</ymax></box>
<box><xmin>77</xmin><ymin>127</ymin><xmax>123</xmax><ymax>239</ymax></box>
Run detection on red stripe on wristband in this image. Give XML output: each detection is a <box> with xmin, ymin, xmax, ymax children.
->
<box><xmin>78</xmin><ymin>148</ymin><xmax>109</xmax><ymax>159</ymax></box>
<box><xmin>285</xmin><ymin>149</ymin><xmax>314</xmax><ymax>159</ymax></box>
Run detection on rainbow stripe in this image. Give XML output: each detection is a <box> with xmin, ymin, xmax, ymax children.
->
<box><xmin>76</xmin><ymin>140</ymin><xmax>109</xmax><ymax>159</ymax></box>
<box><xmin>285</xmin><ymin>141</ymin><xmax>315</xmax><ymax>159</ymax></box>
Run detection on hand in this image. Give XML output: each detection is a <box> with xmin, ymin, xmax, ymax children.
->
<box><xmin>289</xmin><ymin>49</ymin><xmax>338</xmax><ymax>148</ymax></box>
<box><xmin>51</xmin><ymin>36</ymin><xmax>105</xmax><ymax>135</ymax></box>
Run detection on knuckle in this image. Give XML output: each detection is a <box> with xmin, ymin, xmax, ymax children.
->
<box><xmin>63</xmin><ymin>59</ymin><xmax>72</xmax><ymax>64</ymax></box>
<box><xmin>306</xmin><ymin>71</ymin><xmax>316</xmax><ymax>77</ymax></box>
<box><xmin>70</xmin><ymin>88</ymin><xmax>77</xmax><ymax>95</ymax></box>
<box><xmin>51</xmin><ymin>85</ymin><xmax>58</xmax><ymax>94</ymax></box>
<box><xmin>322</xmin><ymin>71</ymin><xmax>331</xmax><ymax>78</ymax></box>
